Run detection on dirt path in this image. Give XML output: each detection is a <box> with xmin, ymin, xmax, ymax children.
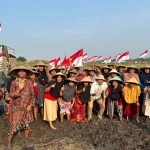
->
<box><xmin>0</xmin><ymin>114</ymin><xmax>150</xmax><ymax>150</ymax></box>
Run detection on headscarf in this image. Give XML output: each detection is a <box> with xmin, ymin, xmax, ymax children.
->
<box><xmin>38</xmin><ymin>68</ymin><xmax>48</xmax><ymax>85</ymax></box>
<box><xmin>47</xmin><ymin>80</ymin><xmax>64</xmax><ymax>98</ymax></box>
<box><xmin>140</xmin><ymin>72</ymin><xmax>150</xmax><ymax>88</ymax></box>
<box><xmin>77</xmin><ymin>84</ymin><xmax>91</xmax><ymax>104</ymax></box>
<box><xmin>108</xmin><ymin>85</ymin><xmax>122</xmax><ymax>101</ymax></box>
<box><xmin>62</xmin><ymin>84</ymin><xmax>76</xmax><ymax>102</ymax></box>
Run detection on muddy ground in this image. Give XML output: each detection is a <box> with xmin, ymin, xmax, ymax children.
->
<box><xmin>0</xmin><ymin>112</ymin><xmax>150</xmax><ymax>150</ymax></box>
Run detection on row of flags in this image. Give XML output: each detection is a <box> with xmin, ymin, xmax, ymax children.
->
<box><xmin>49</xmin><ymin>49</ymin><xmax>148</xmax><ymax>67</ymax></box>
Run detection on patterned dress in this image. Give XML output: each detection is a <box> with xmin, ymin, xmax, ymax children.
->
<box><xmin>8</xmin><ymin>79</ymin><xmax>35</xmax><ymax>135</ymax></box>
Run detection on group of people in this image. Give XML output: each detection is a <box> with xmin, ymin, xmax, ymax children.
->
<box><xmin>4</xmin><ymin>60</ymin><xmax>150</xmax><ymax>150</ymax></box>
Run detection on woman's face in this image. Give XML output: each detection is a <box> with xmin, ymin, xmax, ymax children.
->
<box><xmin>129</xmin><ymin>68</ymin><xmax>135</xmax><ymax>73</ymax></box>
<box><xmin>17</xmin><ymin>70</ymin><xmax>27</xmax><ymax>78</ymax></box>
<box><xmin>70</xmin><ymin>73</ymin><xmax>76</xmax><ymax>77</ymax></box>
<box><xmin>30</xmin><ymin>74</ymin><xmax>36</xmax><ymax>80</ymax></box>
<box><xmin>51</xmin><ymin>70</ymin><xmax>57</xmax><ymax>76</ymax></box>
<box><xmin>89</xmin><ymin>71</ymin><xmax>95</xmax><ymax>76</ymax></box>
<box><xmin>145</xmin><ymin>68</ymin><xmax>150</xmax><ymax>74</ymax></box>
<box><xmin>60</xmin><ymin>69</ymin><xmax>64</xmax><ymax>73</ymax></box>
<box><xmin>119</xmin><ymin>67</ymin><xmax>124</xmax><ymax>73</ymax></box>
<box><xmin>69</xmin><ymin>81</ymin><xmax>75</xmax><ymax>87</ymax></box>
<box><xmin>57</xmin><ymin>76</ymin><xmax>62</xmax><ymax>82</ymax></box>
<box><xmin>129</xmin><ymin>83</ymin><xmax>136</xmax><ymax>88</ymax></box>
<box><xmin>38</xmin><ymin>65</ymin><xmax>44</xmax><ymax>71</ymax></box>
<box><xmin>83</xmin><ymin>82</ymin><xmax>89</xmax><ymax>87</ymax></box>
<box><xmin>112</xmin><ymin>81</ymin><xmax>119</xmax><ymax>87</ymax></box>
<box><xmin>104</xmin><ymin>69</ymin><xmax>109</xmax><ymax>73</ymax></box>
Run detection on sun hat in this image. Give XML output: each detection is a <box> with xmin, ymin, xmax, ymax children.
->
<box><xmin>125</xmin><ymin>77</ymin><xmax>139</xmax><ymax>85</ymax></box>
<box><xmin>126</xmin><ymin>65</ymin><xmax>139</xmax><ymax>73</ymax></box>
<box><xmin>49</xmin><ymin>67</ymin><xmax>59</xmax><ymax>74</ymax></box>
<box><xmin>89</xmin><ymin>68</ymin><xmax>96</xmax><ymax>73</ymax></box>
<box><xmin>101</xmin><ymin>66</ymin><xmax>111</xmax><ymax>72</ymax></box>
<box><xmin>33</xmin><ymin>61</ymin><xmax>46</xmax><ymax>67</ymax></box>
<box><xmin>79</xmin><ymin>76</ymin><xmax>93</xmax><ymax>83</ymax></box>
<box><xmin>69</xmin><ymin>70</ymin><xmax>77</xmax><ymax>74</ymax></box>
<box><xmin>58</xmin><ymin>66</ymin><xmax>65</xmax><ymax>70</ymax></box>
<box><xmin>140</xmin><ymin>65</ymin><xmax>150</xmax><ymax>71</ymax></box>
<box><xmin>65</xmin><ymin>77</ymin><xmax>77</xmax><ymax>83</ymax></box>
<box><xmin>95</xmin><ymin>75</ymin><xmax>105</xmax><ymax>80</ymax></box>
<box><xmin>10</xmin><ymin>66</ymin><xmax>33</xmax><ymax>77</ymax></box>
<box><xmin>109</xmin><ymin>77</ymin><xmax>123</xmax><ymax>84</ymax></box>
<box><xmin>108</xmin><ymin>69</ymin><xmax>121</xmax><ymax>76</ymax></box>
<box><xmin>52</xmin><ymin>72</ymin><xmax>66</xmax><ymax>79</ymax></box>
<box><xmin>117</xmin><ymin>65</ymin><xmax>126</xmax><ymax>68</ymax></box>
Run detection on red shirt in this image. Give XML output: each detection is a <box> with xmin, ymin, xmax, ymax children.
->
<box><xmin>44</xmin><ymin>92</ymin><xmax>56</xmax><ymax>101</ymax></box>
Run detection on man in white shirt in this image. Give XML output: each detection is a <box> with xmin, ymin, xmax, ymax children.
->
<box><xmin>88</xmin><ymin>75</ymin><xmax>108</xmax><ymax>120</ymax></box>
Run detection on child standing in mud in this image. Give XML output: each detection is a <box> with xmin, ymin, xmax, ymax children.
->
<box><xmin>106</xmin><ymin>77</ymin><xmax>124</xmax><ymax>121</ymax></box>
<box><xmin>123</xmin><ymin>77</ymin><xmax>141</xmax><ymax>122</ymax></box>
<box><xmin>59</xmin><ymin>77</ymin><xmax>77</xmax><ymax>122</ymax></box>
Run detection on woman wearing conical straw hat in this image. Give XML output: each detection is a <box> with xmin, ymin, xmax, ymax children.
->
<box><xmin>59</xmin><ymin>77</ymin><xmax>77</xmax><ymax>122</ymax></box>
<box><xmin>33</xmin><ymin>61</ymin><xmax>48</xmax><ymax>119</ymax></box>
<box><xmin>6</xmin><ymin>66</ymin><xmax>35</xmax><ymax>149</ymax></box>
<box><xmin>106</xmin><ymin>77</ymin><xmax>124</xmax><ymax>121</ymax></box>
<box><xmin>44</xmin><ymin>72</ymin><xmax>66</xmax><ymax>129</ymax></box>
<box><xmin>71</xmin><ymin>76</ymin><xmax>92</xmax><ymax>123</ymax></box>
<box><xmin>123</xmin><ymin>77</ymin><xmax>141</xmax><ymax>122</ymax></box>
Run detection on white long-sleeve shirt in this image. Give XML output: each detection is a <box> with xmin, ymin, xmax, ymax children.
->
<box><xmin>90</xmin><ymin>81</ymin><xmax>108</xmax><ymax>99</ymax></box>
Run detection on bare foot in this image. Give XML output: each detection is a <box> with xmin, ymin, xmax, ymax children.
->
<box><xmin>136</xmin><ymin>119</ymin><xmax>140</xmax><ymax>123</ymax></box>
<box><xmin>126</xmin><ymin>116</ymin><xmax>129</xmax><ymax>121</ymax></box>
<box><xmin>50</xmin><ymin>125</ymin><xmax>57</xmax><ymax>130</ymax></box>
<box><xmin>109</xmin><ymin>116</ymin><xmax>112</xmax><ymax>119</ymax></box>
<box><xmin>119</xmin><ymin>117</ymin><xmax>123</xmax><ymax>122</ymax></box>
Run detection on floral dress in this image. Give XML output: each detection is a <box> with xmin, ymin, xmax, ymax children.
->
<box><xmin>8</xmin><ymin>79</ymin><xmax>35</xmax><ymax>135</ymax></box>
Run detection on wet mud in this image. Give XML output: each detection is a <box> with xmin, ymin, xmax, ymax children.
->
<box><xmin>0</xmin><ymin>113</ymin><xmax>150</xmax><ymax>150</ymax></box>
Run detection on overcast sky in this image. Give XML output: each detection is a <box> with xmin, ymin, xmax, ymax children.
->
<box><xmin>0</xmin><ymin>0</ymin><xmax>150</xmax><ymax>61</ymax></box>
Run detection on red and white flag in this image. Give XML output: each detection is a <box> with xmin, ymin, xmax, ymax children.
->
<box><xmin>69</xmin><ymin>48</ymin><xmax>83</xmax><ymax>67</ymax></box>
<box><xmin>83</xmin><ymin>53</ymin><xmax>88</xmax><ymax>59</ymax></box>
<box><xmin>61</xmin><ymin>55</ymin><xmax>69</xmax><ymax>67</ymax></box>
<box><xmin>0</xmin><ymin>53</ymin><xmax>3</xmax><ymax>61</ymax></box>
<box><xmin>105</xmin><ymin>56</ymin><xmax>112</xmax><ymax>63</ymax></box>
<box><xmin>83</xmin><ymin>59</ymin><xmax>88</xmax><ymax>63</ymax></box>
<box><xmin>117</xmin><ymin>51</ymin><xmax>129</xmax><ymax>63</ymax></box>
<box><xmin>49</xmin><ymin>59</ymin><xmax>56</xmax><ymax>67</ymax></box>
<box><xmin>115</xmin><ymin>53</ymin><xmax>121</xmax><ymax>60</ymax></box>
<box><xmin>55</xmin><ymin>57</ymin><xmax>61</xmax><ymax>66</ymax></box>
<box><xmin>96</xmin><ymin>56</ymin><xmax>102</xmax><ymax>61</ymax></box>
<box><xmin>87</xmin><ymin>57</ymin><xmax>93</xmax><ymax>63</ymax></box>
<box><xmin>0</xmin><ymin>23</ymin><xmax>1</xmax><ymax>31</ymax></box>
<box><xmin>102</xmin><ymin>58</ymin><xmax>107</xmax><ymax>63</ymax></box>
<box><xmin>139</xmin><ymin>50</ymin><xmax>148</xmax><ymax>58</ymax></box>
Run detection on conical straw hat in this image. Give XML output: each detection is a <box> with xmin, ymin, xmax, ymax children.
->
<box><xmin>109</xmin><ymin>69</ymin><xmax>120</xmax><ymax>75</ymax></box>
<box><xmin>33</xmin><ymin>61</ymin><xmax>46</xmax><ymax>67</ymax></box>
<box><xmin>65</xmin><ymin>77</ymin><xmax>77</xmax><ymax>83</ymax></box>
<box><xmin>10</xmin><ymin>66</ymin><xmax>33</xmax><ymax>77</ymax></box>
<box><xmin>80</xmin><ymin>76</ymin><xmax>93</xmax><ymax>83</ymax></box>
<box><xmin>125</xmin><ymin>77</ymin><xmax>139</xmax><ymax>84</ymax></box>
<box><xmin>109</xmin><ymin>77</ymin><xmax>123</xmax><ymax>84</ymax></box>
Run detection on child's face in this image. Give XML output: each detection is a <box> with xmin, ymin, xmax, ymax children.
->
<box><xmin>112</xmin><ymin>81</ymin><xmax>118</xmax><ymax>87</ymax></box>
<box><xmin>69</xmin><ymin>81</ymin><xmax>75</xmax><ymax>87</ymax></box>
<box><xmin>30</xmin><ymin>74</ymin><xmax>36</xmax><ymax>80</ymax></box>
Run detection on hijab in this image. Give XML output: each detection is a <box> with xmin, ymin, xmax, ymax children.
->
<box><xmin>38</xmin><ymin>68</ymin><xmax>48</xmax><ymax>86</ymax></box>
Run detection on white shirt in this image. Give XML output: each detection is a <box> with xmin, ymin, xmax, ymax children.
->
<box><xmin>90</xmin><ymin>81</ymin><xmax>108</xmax><ymax>99</ymax></box>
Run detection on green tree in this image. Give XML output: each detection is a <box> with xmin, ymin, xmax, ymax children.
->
<box><xmin>16</xmin><ymin>56</ymin><xmax>27</xmax><ymax>62</ymax></box>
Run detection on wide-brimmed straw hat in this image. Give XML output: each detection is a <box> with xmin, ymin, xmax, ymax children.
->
<box><xmin>58</xmin><ymin>66</ymin><xmax>65</xmax><ymax>70</ymax></box>
<box><xmin>140</xmin><ymin>65</ymin><xmax>150</xmax><ymax>71</ymax></box>
<box><xmin>28</xmin><ymin>67</ymin><xmax>37</xmax><ymax>71</ymax></box>
<box><xmin>101</xmin><ymin>66</ymin><xmax>111</xmax><ymax>72</ymax></box>
<box><xmin>89</xmin><ymin>68</ymin><xmax>96</xmax><ymax>73</ymax></box>
<box><xmin>107</xmin><ymin>63</ymin><xmax>114</xmax><ymax>67</ymax></box>
<box><xmin>126</xmin><ymin>65</ymin><xmax>139</xmax><ymax>73</ymax></box>
<box><xmin>33</xmin><ymin>61</ymin><xmax>46</xmax><ymax>67</ymax></box>
<box><xmin>95</xmin><ymin>75</ymin><xmax>105</xmax><ymax>80</ymax></box>
<box><xmin>109</xmin><ymin>77</ymin><xmax>123</xmax><ymax>84</ymax></box>
<box><xmin>31</xmin><ymin>71</ymin><xmax>40</xmax><ymax>78</ymax></box>
<box><xmin>10</xmin><ymin>66</ymin><xmax>33</xmax><ymax>77</ymax></box>
<box><xmin>125</xmin><ymin>77</ymin><xmax>139</xmax><ymax>85</ymax></box>
<box><xmin>80</xmin><ymin>76</ymin><xmax>93</xmax><ymax>83</ymax></box>
<box><xmin>49</xmin><ymin>67</ymin><xmax>59</xmax><ymax>74</ymax></box>
<box><xmin>109</xmin><ymin>69</ymin><xmax>121</xmax><ymax>76</ymax></box>
<box><xmin>74</xmin><ymin>66</ymin><xmax>80</xmax><ymax>69</ymax></box>
<box><xmin>52</xmin><ymin>72</ymin><xmax>66</xmax><ymax>79</ymax></box>
<box><xmin>65</xmin><ymin>77</ymin><xmax>77</xmax><ymax>83</ymax></box>
<box><xmin>69</xmin><ymin>70</ymin><xmax>77</xmax><ymax>74</ymax></box>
